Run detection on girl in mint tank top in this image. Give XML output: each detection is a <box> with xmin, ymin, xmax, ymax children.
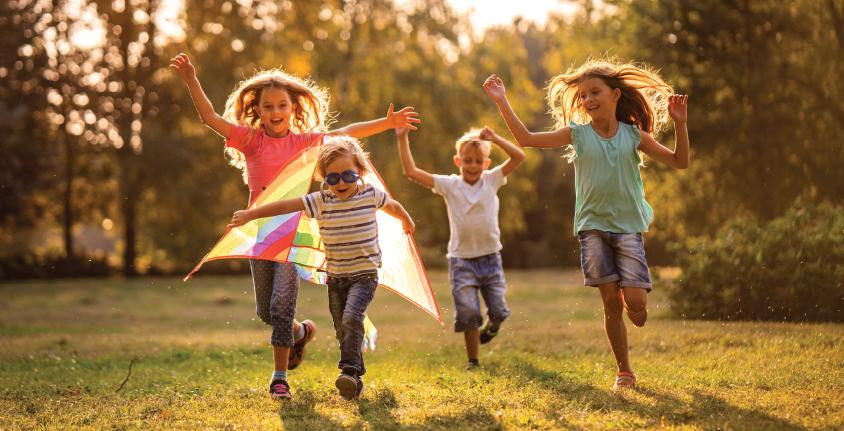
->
<box><xmin>483</xmin><ymin>58</ymin><xmax>690</xmax><ymax>391</ymax></box>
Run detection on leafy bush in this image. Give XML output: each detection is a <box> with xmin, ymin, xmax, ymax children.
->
<box><xmin>670</xmin><ymin>198</ymin><xmax>844</xmax><ymax>322</ymax></box>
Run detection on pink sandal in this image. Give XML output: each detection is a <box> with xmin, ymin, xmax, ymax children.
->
<box><xmin>613</xmin><ymin>371</ymin><xmax>637</xmax><ymax>390</ymax></box>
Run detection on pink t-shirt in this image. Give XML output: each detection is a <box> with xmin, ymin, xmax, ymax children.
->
<box><xmin>225</xmin><ymin>124</ymin><xmax>324</xmax><ymax>204</ymax></box>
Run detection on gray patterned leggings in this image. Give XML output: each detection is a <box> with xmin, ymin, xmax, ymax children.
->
<box><xmin>250</xmin><ymin>259</ymin><xmax>299</xmax><ymax>347</ymax></box>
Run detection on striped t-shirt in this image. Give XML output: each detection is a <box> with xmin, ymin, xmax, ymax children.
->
<box><xmin>302</xmin><ymin>184</ymin><xmax>389</xmax><ymax>276</ymax></box>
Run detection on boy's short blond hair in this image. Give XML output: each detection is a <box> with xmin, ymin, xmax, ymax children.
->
<box><xmin>455</xmin><ymin>128</ymin><xmax>491</xmax><ymax>156</ymax></box>
<box><xmin>317</xmin><ymin>135</ymin><xmax>369</xmax><ymax>177</ymax></box>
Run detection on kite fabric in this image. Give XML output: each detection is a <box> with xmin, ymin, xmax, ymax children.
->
<box><xmin>184</xmin><ymin>144</ymin><xmax>442</xmax><ymax>329</ymax></box>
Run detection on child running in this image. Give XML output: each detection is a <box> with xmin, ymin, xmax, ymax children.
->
<box><xmin>229</xmin><ymin>136</ymin><xmax>415</xmax><ymax>400</ymax></box>
<box><xmin>483</xmin><ymin>58</ymin><xmax>689</xmax><ymax>390</ymax></box>
<box><xmin>395</xmin><ymin>126</ymin><xmax>524</xmax><ymax>369</ymax></box>
<box><xmin>170</xmin><ymin>53</ymin><xmax>419</xmax><ymax>400</ymax></box>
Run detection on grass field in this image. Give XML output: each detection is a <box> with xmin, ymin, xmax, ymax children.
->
<box><xmin>1</xmin><ymin>269</ymin><xmax>842</xmax><ymax>430</ymax></box>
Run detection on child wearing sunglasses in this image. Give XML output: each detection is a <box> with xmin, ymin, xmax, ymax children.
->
<box><xmin>396</xmin><ymin>126</ymin><xmax>524</xmax><ymax>369</ymax></box>
<box><xmin>229</xmin><ymin>136</ymin><xmax>414</xmax><ymax>400</ymax></box>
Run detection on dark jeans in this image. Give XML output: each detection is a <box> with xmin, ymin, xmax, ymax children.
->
<box><xmin>327</xmin><ymin>272</ymin><xmax>378</xmax><ymax>377</ymax></box>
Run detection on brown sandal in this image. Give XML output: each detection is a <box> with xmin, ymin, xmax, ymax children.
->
<box><xmin>288</xmin><ymin>320</ymin><xmax>316</xmax><ymax>370</ymax></box>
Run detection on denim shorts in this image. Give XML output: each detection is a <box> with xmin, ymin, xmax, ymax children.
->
<box><xmin>577</xmin><ymin>230</ymin><xmax>652</xmax><ymax>291</ymax></box>
<box><xmin>448</xmin><ymin>252</ymin><xmax>510</xmax><ymax>332</ymax></box>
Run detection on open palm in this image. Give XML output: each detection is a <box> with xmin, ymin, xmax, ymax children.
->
<box><xmin>386</xmin><ymin>104</ymin><xmax>421</xmax><ymax>130</ymax></box>
<box><xmin>668</xmin><ymin>94</ymin><xmax>688</xmax><ymax>123</ymax></box>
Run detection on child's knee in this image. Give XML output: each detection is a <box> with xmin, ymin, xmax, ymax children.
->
<box><xmin>455</xmin><ymin>306</ymin><xmax>483</xmax><ymax>332</ymax></box>
<box><xmin>622</xmin><ymin>289</ymin><xmax>648</xmax><ymax>326</ymax></box>
<box><xmin>256</xmin><ymin>306</ymin><xmax>272</xmax><ymax>326</ymax></box>
<box><xmin>341</xmin><ymin>312</ymin><xmax>364</xmax><ymax>330</ymax></box>
<box><xmin>622</xmin><ymin>288</ymin><xmax>648</xmax><ymax>311</ymax></box>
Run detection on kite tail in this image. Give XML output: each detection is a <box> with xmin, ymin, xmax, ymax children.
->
<box><xmin>362</xmin><ymin>314</ymin><xmax>377</xmax><ymax>352</ymax></box>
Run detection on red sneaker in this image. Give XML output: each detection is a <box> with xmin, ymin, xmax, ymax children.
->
<box><xmin>269</xmin><ymin>379</ymin><xmax>292</xmax><ymax>400</ymax></box>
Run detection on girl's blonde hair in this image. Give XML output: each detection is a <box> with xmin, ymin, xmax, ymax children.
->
<box><xmin>454</xmin><ymin>128</ymin><xmax>492</xmax><ymax>155</ymax></box>
<box><xmin>222</xmin><ymin>69</ymin><xmax>332</xmax><ymax>177</ymax></box>
<box><xmin>317</xmin><ymin>136</ymin><xmax>369</xmax><ymax>179</ymax></box>
<box><xmin>547</xmin><ymin>58</ymin><xmax>673</xmax><ymax>136</ymax></box>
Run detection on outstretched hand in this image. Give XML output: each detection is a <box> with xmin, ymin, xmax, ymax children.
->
<box><xmin>668</xmin><ymin>94</ymin><xmax>688</xmax><ymax>124</ymax></box>
<box><xmin>385</xmin><ymin>104</ymin><xmax>421</xmax><ymax>130</ymax></box>
<box><xmin>482</xmin><ymin>74</ymin><xmax>506</xmax><ymax>102</ymax></box>
<box><xmin>228</xmin><ymin>210</ymin><xmax>251</xmax><ymax>229</ymax></box>
<box><xmin>395</xmin><ymin>126</ymin><xmax>410</xmax><ymax>138</ymax></box>
<box><xmin>169</xmin><ymin>53</ymin><xmax>196</xmax><ymax>82</ymax></box>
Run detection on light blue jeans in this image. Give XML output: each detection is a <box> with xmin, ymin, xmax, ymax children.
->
<box><xmin>577</xmin><ymin>230</ymin><xmax>652</xmax><ymax>291</ymax></box>
<box><xmin>448</xmin><ymin>252</ymin><xmax>510</xmax><ymax>332</ymax></box>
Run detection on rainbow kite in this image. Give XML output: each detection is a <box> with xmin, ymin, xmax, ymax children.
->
<box><xmin>185</xmin><ymin>145</ymin><xmax>442</xmax><ymax>331</ymax></box>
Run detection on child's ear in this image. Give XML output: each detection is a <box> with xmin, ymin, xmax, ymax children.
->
<box><xmin>613</xmin><ymin>87</ymin><xmax>621</xmax><ymax>101</ymax></box>
<box><xmin>483</xmin><ymin>158</ymin><xmax>492</xmax><ymax>169</ymax></box>
<box><xmin>453</xmin><ymin>155</ymin><xmax>462</xmax><ymax>168</ymax></box>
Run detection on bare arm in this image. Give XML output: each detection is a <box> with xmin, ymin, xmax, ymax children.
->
<box><xmin>483</xmin><ymin>74</ymin><xmax>572</xmax><ymax>149</ymax></box>
<box><xmin>228</xmin><ymin>197</ymin><xmax>306</xmax><ymax>228</ymax></box>
<box><xmin>380</xmin><ymin>198</ymin><xmax>415</xmax><ymax>235</ymax></box>
<box><xmin>638</xmin><ymin>95</ymin><xmax>690</xmax><ymax>169</ymax></box>
<box><xmin>170</xmin><ymin>53</ymin><xmax>234</xmax><ymax>139</ymax></box>
<box><xmin>479</xmin><ymin>127</ymin><xmax>525</xmax><ymax>176</ymax></box>
<box><xmin>328</xmin><ymin>103</ymin><xmax>421</xmax><ymax>138</ymax></box>
<box><xmin>395</xmin><ymin>128</ymin><xmax>435</xmax><ymax>189</ymax></box>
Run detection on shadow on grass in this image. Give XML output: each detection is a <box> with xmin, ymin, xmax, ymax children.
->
<box><xmin>278</xmin><ymin>386</ymin><xmax>506</xmax><ymax>431</ymax></box>
<box><xmin>278</xmin><ymin>390</ymin><xmax>346</xmax><ymax>430</ymax></box>
<box><xmin>489</xmin><ymin>355</ymin><xmax>806</xmax><ymax>430</ymax></box>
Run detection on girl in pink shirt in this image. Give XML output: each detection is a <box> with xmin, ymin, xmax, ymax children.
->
<box><xmin>170</xmin><ymin>53</ymin><xmax>419</xmax><ymax>400</ymax></box>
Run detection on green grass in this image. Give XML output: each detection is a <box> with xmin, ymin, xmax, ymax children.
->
<box><xmin>1</xmin><ymin>270</ymin><xmax>842</xmax><ymax>430</ymax></box>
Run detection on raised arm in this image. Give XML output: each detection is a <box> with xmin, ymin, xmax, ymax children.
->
<box><xmin>170</xmin><ymin>53</ymin><xmax>233</xmax><ymax>139</ymax></box>
<box><xmin>479</xmin><ymin>127</ymin><xmax>524</xmax><ymax>176</ymax></box>
<box><xmin>395</xmin><ymin>127</ymin><xmax>435</xmax><ymax>189</ymax></box>
<box><xmin>380</xmin><ymin>197</ymin><xmax>415</xmax><ymax>235</ymax></box>
<box><xmin>638</xmin><ymin>95</ymin><xmax>690</xmax><ymax>169</ymax></box>
<box><xmin>328</xmin><ymin>103</ymin><xmax>421</xmax><ymax>138</ymax></box>
<box><xmin>483</xmin><ymin>74</ymin><xmax>572</xmax><ymax>149</ymax></box>
<box><xmin>228</xmin><ymin>197</ymin><xmax>306</xmax><ymax>228</ymax></box>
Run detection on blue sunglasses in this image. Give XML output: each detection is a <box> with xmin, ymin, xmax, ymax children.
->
<box><xmin>324</xmin><ymin>169</ymin><xmax>360</xmax><ymax>186</ymax></box>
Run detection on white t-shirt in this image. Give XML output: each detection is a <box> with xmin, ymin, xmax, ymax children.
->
<box><xmin>432</xmin><ymin>166</ymin><xmax>506</xmax><ymax>259</ymax></box>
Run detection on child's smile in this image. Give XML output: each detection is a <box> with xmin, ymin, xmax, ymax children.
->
<box><xmin>259</xmin><ymin>87</ymin><xmax>295</xmax><ymax>138</ymax></box>
<box><xmin>578</xmin><ymin>77</ymin><xmax>619</xmax><ymax>122</ymax></box>
<box><xmin>455</xmin><ymin>144</ymin><xmax>491</xmax><ymax>185</ymax></box>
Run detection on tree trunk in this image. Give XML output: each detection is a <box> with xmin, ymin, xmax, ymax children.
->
<box><xmin>62</xmin><ymin>133</ymin><xmax>74</xmax><ymax>257</ymax></box>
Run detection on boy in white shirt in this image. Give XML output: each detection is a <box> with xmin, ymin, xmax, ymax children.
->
<box><xmin>396</xmin><ymin>126</ymin><xmax>524</xmax><ymax>368</ymax></box>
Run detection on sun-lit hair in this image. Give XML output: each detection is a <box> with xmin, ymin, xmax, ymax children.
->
<box><xmin>317</xmin><ymin>135</ymin><xmax>369</xmax><ymax>179</ymax></box>
<box><xmin>454</xmin><ymin>128</ymin><xmax>492</xmax><ymax>156</ymax></box>
<box><xmin>221</xmin><ymin>68</ymin><xmax>333</xmax><ymax>177</ymax></box>
<box><xmin>547</xmin><ymin>57</ymin><xmax>674</xmax><ymax>135</ymax></box>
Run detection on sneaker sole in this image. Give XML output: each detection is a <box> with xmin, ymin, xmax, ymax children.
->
<box><xmin>271</xmin><ymin>393</ymin><xmax>292</xmax><ymax>400</ymax></box>
<box><xmin>335</xmin><ymin>375</ymin><xmax>358</xmax><ymax>400</ymax></box>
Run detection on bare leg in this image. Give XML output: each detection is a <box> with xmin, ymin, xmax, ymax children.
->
<box><xmin>622</xmin><ymin>287</ymin><xmax>648</xmax><ymax>327</ymax></box>
<box><xmin>273</xmin><ymin>346</ymin><xmax>290</xmax><ymax>372</ymax></box>
<box><xmin>598</xmin><ymin>282</ymin><xmax>631</xmax><ymax>373</ymax></box>
<box><xmin>464</xmin><ymin>329</ymin><xmax>480</xmax><ymax>361</ymax></box>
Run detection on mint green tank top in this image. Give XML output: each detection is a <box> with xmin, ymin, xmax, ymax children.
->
<box><xmin>570</xmin><ymin>121</ymin><xmax>653</xmax><ymax>235</ymax></box>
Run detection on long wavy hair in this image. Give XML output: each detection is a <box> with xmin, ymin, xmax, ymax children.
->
<box><xmin>547</xmin><ymin>57</ymin><xmax>673</xmax><ymax>162</ymax></box>
<box><xmin>221</xmin><ymin>68</ymin><xmax>332</xmax><ymax>179</ymax></box>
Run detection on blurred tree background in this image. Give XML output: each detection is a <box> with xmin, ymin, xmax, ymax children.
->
<box><xmin>2</xmin><ymin>0</ymin><xmax>842</xmax><ymax>318</ymax></box>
